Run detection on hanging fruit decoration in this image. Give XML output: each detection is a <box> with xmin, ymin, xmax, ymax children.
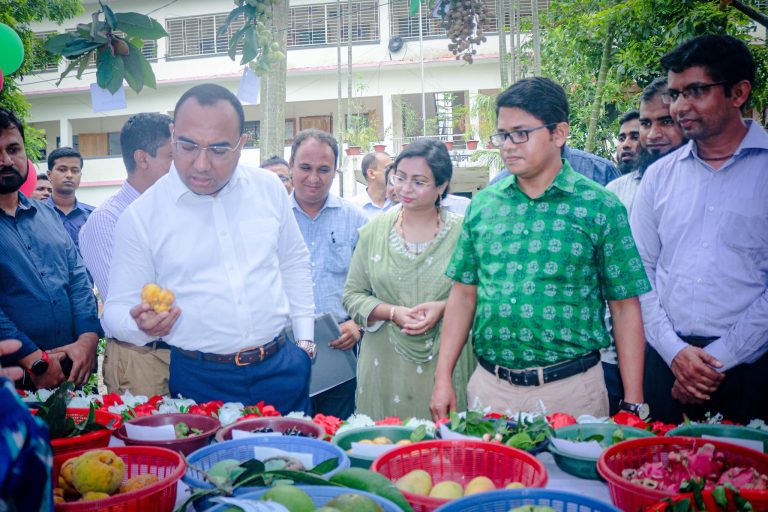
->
<box><xmin>438</xmin><ymin>0</ymin><xmax>489</xmax><ymax>64</ymax></box>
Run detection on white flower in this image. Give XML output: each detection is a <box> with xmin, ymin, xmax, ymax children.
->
<box><xmin>747</xmin><ymin>419</ymin><xmax>768</xmax><ymax>431</ymax></box>
<box><xmin>157</xmin><ymin>397</ymin><xmax>196</xmax><ymax>413</ymax></box>
<box><xmin>121</xmin><ymin>391</ymin><xmax>150</xmax><ymax>408</ymax></box>
<box><xmin>285</xmin><ymin>411</ymin><xmax>312</xmax><ymax>421</ymax></box>
<box><xmin>403</xmin><ymin>418</ymin><xmax>436</xmax><ymax>436</ymax></box>
<box><xmin>336</xmin><ymin>414</ymin><xmax>376</xmax><ymax>435</ymax></box>
<box><xmin>68</xmin><ymin>397</ymin><xmax>93</xmax><ymax>409</ymax></box>
<box><xmin>217</xmin><ymin>403</ymin><xmax>245</xmax><ymax>426</ymax></box>
<box><xmin>108</xmin><ymin>404</ymin><xmax>132</xmax><ymax>416</ymax></box>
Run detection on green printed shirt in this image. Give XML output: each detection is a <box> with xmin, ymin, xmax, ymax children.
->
<box><xmin>446</xmin><ymin>161</ymin><xmax>651</xmax><ymax>369</ymax></box>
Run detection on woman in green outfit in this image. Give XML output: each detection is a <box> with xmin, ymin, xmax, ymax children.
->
<box><xmin>343</xmin><ymin>139</ymin><xmax>476</xmax><ymax>419</ymax></box>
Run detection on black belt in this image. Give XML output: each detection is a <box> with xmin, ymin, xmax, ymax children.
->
<box><xmin>678</xmin><ymin>335</ymin><xmax>718</xmax><ymax>348</ymax></box>
<box><xmin>146</xmin><ymin>339</ymin><xmax>171</xmax><ymax>350</ymax></box>
<box><xmin>174</xmin><ymin>333</ymin><xmax>285</xmax><ymax>366</ymax></box>
<box><xmin>478</xmin><ymin>350</ymin><xmax>601</xmax><ymax>386</ymax></box>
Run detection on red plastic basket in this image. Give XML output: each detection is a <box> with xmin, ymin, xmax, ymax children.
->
<box><xmin>113</xmin><ymin>413</ymin><xmax>220</xmax><ymax>455</ymax></box>
<box><xmin>648</xmin><ymin>489</ymin><xmax>756</xmax><ymax>512</ymax></box>
<box><xmin>52</xmin><ymin>446</ymin><xmax>185</xmax><ymax>512</ymax></box>
<box><xmin>370</xmin><ymin>440</ymin><xmax>548</xmax><ymax>512</ymax></box>
<box><xmin>597</xmin><ymin>436</ymin><xmax>768</xmax><ymax>512</ymax></box>
<box><xmin>34</xmin><ymin>408</ymin><xmax>122</xmax><ymax>457</ymax></box>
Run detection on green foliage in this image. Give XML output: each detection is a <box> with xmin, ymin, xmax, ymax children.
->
<box><xmin>532</xmin><ymin>0</ymin><xmax>766</xmax><ymax>158</ymax></box>
<box><xmin>0</xmin><ymin>0</ymin><xmax>82</xmax><ymax>158</ymax></box>
<box><xmin>218</xmin><ymin>0</ymin><xmax>285</xmax><ymax>75</ymax></box>
<box><xmin>44</xmin><ymin>2</ymin><xmax>167</xmax><ymax>94</ymax></box>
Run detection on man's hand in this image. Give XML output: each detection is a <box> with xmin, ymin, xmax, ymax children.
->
<box><xmin>671</xmin><ymin>379</ymin><xmax>705</xmax><ymax>404</ymax></box>
<box><xmin>430</xmin><ymin>377</ymin><xmax>457</xmax><ymax>422</ymax></box>
<box><xmin>130</xmin><ymin>303</ymin><xmax>181</xmax><ymax>338</ymax></box>
<box><xmin>329</xmin><ymin>320</ymin><xmax>362</xmax><ymax>351</ymax></box>
<box><xmin>671</xmin><ymin>345</ymin><xmax>724</xmax><ymax>401</ymax></box>
<box><xmin>401</xmin><ymin>301</ymin><xmax>445</xmax><ymax>336</ymax></box>
<box><xmin>0</xmin><ymin>340</ymin><xmax>24</xmax><ymax>381</ymax></box>
<box><xmin>30</xmin><ymin>352</ymin><xmax>67</xmax><ymax>389</ymax></box>
<box><xmin>48</xmin><ymin>333</ymin><xmax>99</xmax><ymax>386</ymax></box>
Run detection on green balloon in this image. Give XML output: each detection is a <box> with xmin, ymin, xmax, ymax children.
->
<box><xmin>0</xmin><ymin>24</ymin><xmax>25</xmax><ymax>75</ymax></box>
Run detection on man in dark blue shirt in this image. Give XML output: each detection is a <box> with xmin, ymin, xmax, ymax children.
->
<box><xmin>490</xmin><ymin>145</ymin><xmax>621</xmax><ymax>186</ymax></box>
<box><xmin>44</xmin><ymin>147</ymin><xmax>94</xmax><ymax>250</ymax></box>
<box><xmin>0</xmin><ymin>107</ymin><xmax>100</xmax><ymax>389</ymax></box>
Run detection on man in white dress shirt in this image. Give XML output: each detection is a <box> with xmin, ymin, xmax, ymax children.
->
<box><xmin>102</xmin><ymin>84</ymin><xmax>316</xmax><ymax>413</ymax></box>
<box><xmin>349</xmin><ymin>151</ymin><xmax>393</xmax><ymax>219</ymax></box>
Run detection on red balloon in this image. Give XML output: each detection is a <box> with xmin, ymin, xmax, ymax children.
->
<box><xmin>19</xmin><ymin>160</ymin><xmax>38</xmax><ymax>197</ymax></box>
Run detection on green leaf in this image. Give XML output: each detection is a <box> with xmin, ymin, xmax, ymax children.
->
<box><xmin>232</xmin><ymin>459</ymin><xmax>266</xmax><ymax>487</ymax></box>
<box><xmin>122</xmin><ymin>42</ymin><xmax>145</xmax><ymax>93</ymax></box>
<box><xmin>712</xmin><ymin>486</ymin><xmax>728</xmax><ymax>509</ymax></box>
<box><xmin>266</xmin><ymin>470</ymin><xmax>343</xmax><ymax>487</ymax></box>
<box><xmin>75</xmin><ymin>52</ymin><xmax>91</xmax><ymax>79</ymax></box>
<box><xmin>671</xmin><ymin>498</ymin><xmax>692</xmax><ymax>512</ymax></box>
<box><xmin>309</xmin><ymin>458</ymin><xmax>339</xmax><ymax>475</ymax></box>
<box><xmin>97</xmin><ymin>49</ymin><xmax>125</xmax><ymax>94</ymax></box>
<box><xmin>217</xmin><ymin>5</ymin><xmax>248</xmax><ymax>37</ymax></box>
<box><xmin>114</xmin><ymin>12</ymin><xmax>168</xmax><ymax>40</ymax></box>
<box><xmin>56</xmin><ymin>58</ymin><xmax>81</xmax><ymax>86</ymax></box>
<box><xmin>61</xmin><ymin>38</ymin><xmax>104</xmax><ymax>58</ymax></box>
<box><xmin>410</xmin><ymin>424</ymin><xmax>427</xmax><ymax>442</ymax></box>
<box><xmin>228</xmin><ymin>24</ymin><xmax>250</xmax><ymax>61</ymax></box>
<box><xmin>240</xmin><ymin>28</ymin><xmax>259</xmax><ymax>65</ymax></box>
<box><xmin>138</xmin><ymin>53</ymin><xmax>157</xmax><ymax>89</ymax></box>
<box><xmin>45</xmin><ymin>33</ymin><xmax>79</xmax><ymax>54</ymax></box>
<box><xmin>409</xmin><ymin>0</ymin><xmax>420</xmax><ymax>16</ymax></box>
<box><xmin>102</xmin><ymin>4</ymin><xmax>118</xmax><ymax>29</ymax></box>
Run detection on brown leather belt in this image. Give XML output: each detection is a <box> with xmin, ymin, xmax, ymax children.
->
<box><xmin>478</xmin><ymin>350</ymin><xmax>600</xmax><ymax>386</ymax></box>
<box><xmin>174</xmin><ymin>333</ymin><xmax>285</xmax><ymax>366</ymax></box>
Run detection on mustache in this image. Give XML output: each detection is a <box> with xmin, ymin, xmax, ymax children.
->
<box><xmin>0</xmin><ymin>166</ymin><xmax>22</xmax><ymax>177</ymax></box>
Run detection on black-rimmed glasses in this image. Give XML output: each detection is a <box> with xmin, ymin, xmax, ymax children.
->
<box><xmin>489</xmin><ymin>123</ymin><xmax>556</xmax><ymax>147</ymax></box>
<box><xmin>661</xmin><ymin>82</ymin><xmax>726</xmax><ymax>104</ymax></box>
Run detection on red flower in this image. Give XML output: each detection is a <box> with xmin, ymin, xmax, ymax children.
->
<box><xmin>313</xmin><ymin>414</ymin><xmax>343</xmax><ymax>437</ymax></box>
<box><xmin>145</xmin><ymin>395</ymin><xmax>164</xmax><ymax>408</ymax></box>
<box><xmin>240</xmin><ymin>401</ymin><xmax>280</xmax><ymax>418</ymax></box>
<box><xmin>194</xmin><ymin>400</ymin><xmax>223</xmax><ymax>416</ymax></box>
<box><xmin>721</xmin><ymin>420</ymin><xmax>741</xmax><ymax>425</ymax></box>
<box><xmin>613</xmin><ymin>411</ymin><xmax>649</xmax><ymax>430</ymax></box>
<box><xmin>124</xmin><ymin>403</ymin><xmax>156</xmax><ymax>420</ymax></box>
<box><xmin>375</xmin><ymin>416</ymin><xmax>402</xmax><ymax>426</ymax></box>
<box><xmin>188</xmin><ymin>405</ymin><xmax>207</xmax><ymax>416</ymax></box>
<box><xmin>435</xmin><ymin>417</ymin><xmax>450</xmax><ymax>426</ymax></box>
<box><xmin>237</xmin><ymin>413</ymin><xmax>263</xmax><ymax>421</ymax></box>
<box><xmin>650</xmin><ymin>421</ymin><xmax>676</xmax><ymax>436</ymax></box>
<box><xmin>484</xmin><ymin>412</ymin><xmax>507</xmax><ymax>419</ymax></box>
<box><xmin>548</xmin><ymin>412</ymin><xmax>577</xmax><ymax>429</ymax></box>
<box><xmin>260</xmin><ymin>404</ymin><xmax>280</xmax><ymax>417</ymax></box>
<box><xmin>99</xmin><ymin>393</ymin><xmax>123</xmax><ymax>408</ymax></box>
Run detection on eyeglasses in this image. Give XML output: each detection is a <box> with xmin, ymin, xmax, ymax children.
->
<box><xmin>389</xmin><ymin>173</ymin><xmax>433</xmax><ymax>190</ymax></box>
<box><xmin>172</xmin><ymin>134</ymin><xmax>243</xmax><ymax>161</ymax></box>
<box><xmin>277</xmin><ymin>175</ymin><xmax>292</xmax><ymax>183</ymax></box>
<box><xmin>489</xmin><ymin>123</ymin><xmax>555</xmax><ymax>146</ymax></box>
<box><xmin>661</xmin><ymin>82</ymin><xmax>726</xmax><ymax>105</ymax></box>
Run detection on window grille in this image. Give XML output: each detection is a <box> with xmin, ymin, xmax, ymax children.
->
<box><xmin>244</xmin><ymin>120</ymin><xmax>261</xmax><ymax>148</ymax></box>
<box><xmin>166</xmin><ymin>13</ymin><xmax>246</xmax><ymax>58</ymax></box>
<box><xmin>32</xmin><ymin>32</ymin><xmax>60</xmax><ymax>72</ymax></box>
<box><xmin>289</xmin><ymin>1</ymin><xmax>379</xmax><ymax>47</ymax></box>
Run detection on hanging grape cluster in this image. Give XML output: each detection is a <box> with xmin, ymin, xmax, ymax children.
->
<box><xmin>442</xmin><ymin>0</ymin><xmax>489</xmax><ymax>63</ymax></box>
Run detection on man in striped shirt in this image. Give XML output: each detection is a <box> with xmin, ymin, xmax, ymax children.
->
<box><xmin>79</xmin><ymin>113</ymin><xmax>173</xmax><ymax>396</ymax></box>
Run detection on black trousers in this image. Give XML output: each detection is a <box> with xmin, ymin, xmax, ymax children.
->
<box><xmin>310</xmin><ymin>378</ymin><xmax>356</xmax><ymax>419</ymax></box>
<box><xmin>644</xmin><ymin>337</ymin><xmax>768</xmax><ymax>424</ymax></box>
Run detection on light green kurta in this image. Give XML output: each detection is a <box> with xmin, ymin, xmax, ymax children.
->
<box><xmin>343</xmin><ymin>208</ymin><xmax>476</xmax><ymax>419</ymax></box>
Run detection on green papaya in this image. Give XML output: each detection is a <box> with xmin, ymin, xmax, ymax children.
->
<box><xmin>329</xmin><ymin>468</ymin><xmax>414</xmax><ymax>512</ymax></box>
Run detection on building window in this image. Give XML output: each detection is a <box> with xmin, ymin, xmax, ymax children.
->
<box><xmin>31</xmin><ymin>32</ymin><xmax>60</xmax><ymax>73</ymax></box>
<box><xmin>390</xmin><ymin>0</ymin><xmax>446</xmax><ymax>38</ymax></box>
<box><xmin>166</xmin><ymin>13</ymin><xmax>246</xmax><ymax>58</ymax></box>
<box><xmin>140</xmin><ymin>39</ymin><xmax>158</xmax><ymax>60</ymax></box>
<box><xmin>289</xmin><ymin>1</ymin><xmax>379</xmax><ymax>47</ymax></box>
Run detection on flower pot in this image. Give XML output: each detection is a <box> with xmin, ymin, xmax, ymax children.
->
<box><xmin>345</xmin><ymin>146</ymin><xmax>362</xmax><ymax>156</ymax></box>
<box><xmin>443</xmin><ymin>141</ymin><xmax>453</xmax><ymax>151</ymax></box>
<box><xmin>373</xmin><ymin>143</ymin><xmax>387</xmax><ymax>152</ymax></box>
<box><xmin>466</xmin><ymin>139</ymin><xmax>479</xmax><ymax>150</ymax></box>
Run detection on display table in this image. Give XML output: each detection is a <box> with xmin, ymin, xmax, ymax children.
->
<box><xmin>537</xmin><ymin>452</ymin><xmax>612</xmax><ymax>503</ymax></box>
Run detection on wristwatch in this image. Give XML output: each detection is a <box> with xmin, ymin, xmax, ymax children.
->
<box><xmin>294</xmin><ymin>339</ymin><xmax>317</xmax><ymax>360</ymax></box>
<box><xmin>619</xmin><ymin>400</ymin><xmax>650</xmax><ymax>420</ymax></box>
<box><xmin>27</xmin><ymin>350</ymin><xmax>50</xmax><ymax>376</ymax></box>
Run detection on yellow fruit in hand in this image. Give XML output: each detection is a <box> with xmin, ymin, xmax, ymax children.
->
<box><xmin>141</xmin><ymin>283</ymin><xmax>175</xmax><ymax>312</ymax></box>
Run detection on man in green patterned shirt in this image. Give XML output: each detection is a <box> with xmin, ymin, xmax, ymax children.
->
<box><xmin>430</xmin><ymin>78</ymin><xmax>651</xmax><ymax>420</ymax></box>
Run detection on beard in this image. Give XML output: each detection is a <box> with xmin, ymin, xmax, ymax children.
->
<box><xmin>636</xmin><ymin>142</ymin><xmax>686</xmax><ymax>177</ymax></box>
<box><xmin>0</xmin><ymin>165</ymin><xmax>26</xmax><ymax>194</ymax></box>
<box><xmin>618</xmin><ymin>159</ymin><xmax>636</xmax><ymax>175</ymax></box>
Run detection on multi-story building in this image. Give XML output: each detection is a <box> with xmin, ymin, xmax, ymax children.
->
<box><xmin>21</xmin><ymin>0</ymin><xmax>549</xmax><ymax>204</ymax></box>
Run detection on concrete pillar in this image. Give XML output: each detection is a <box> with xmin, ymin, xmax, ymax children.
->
<box><xmin>59</xmin><ymin>118</ymin><xmax>73</xmax><ymax>148</ymax></box>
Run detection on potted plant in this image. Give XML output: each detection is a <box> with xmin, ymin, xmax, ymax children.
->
<box><xmin>344</xmin><ymin>123</ymin><xmax>379</xmax><ymax>155</ymax></box>
<box><xmin>471</xmin><ymin>92</ymin><xmax>498</xmax><ymax>149</ymax></box>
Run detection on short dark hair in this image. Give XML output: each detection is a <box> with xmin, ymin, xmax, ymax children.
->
<box><xmin>120</xmin><ymin>113</ymin><xmax>172</xmax><ymax>172</ymax></box>
<box><xmin>48</xmin><ymin>147</ymin><xmax>83</xmax><ymax>171</ymax></box>
<box><xmin>661</xmin><ymin>35</ymin><xmax>755</xmax><ymax>98</ymax></box>
<box><xmin>261</xmin><ymin>155</ymin><xmax>289</xmax><ymax>169</ymax></box>
<box><xmin>0</xmin><ymin>107</ymin><xmax>25</xmax><ymax>141</ymax></box>
<box><xmin>174</xmin><ymin>83</ymin><xmax>245</xmax><ymax>134</ymax></box>
<box><xmin>496</xmin><ymin>77</ymin><xmax>569</xmax><ymax>129</ymax></box>
<box><xmin>36</xmin><ymin>173</ymin><xmax>49</xmax><ymax>181</ymax></box>
<box><xmin>393</xmin><ymin>138</ymin><xmax>452</xmax><ymax>206</ymax></box>
<box><xmin>289</xmin><ymin>129</ymin><xmax>339</xmax><ymax>167</ymax></box>
<box><xmin>641</xmin><ymin>77</ymin><xmax>669</xmax><ymax>103</ymax></box>
<box><xmin>619</xmin><ymin>110</ymin><xmax>640</xmax><ymax>126</ymax></box>
<box><xmin>360</xmin><ymin>151</ymin><xmax>390</xmax><ymax>183</ymax></box>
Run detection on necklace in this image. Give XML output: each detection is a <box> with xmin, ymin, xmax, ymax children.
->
<box><xmin>699</xmin><ymin>153</ymin><xmax>734</xmax><ymax>161</ymax></box>
<box><xmin>397</xmin><ymin>208</ymin><xmax>441</xmax><ymax>255</ymax></box>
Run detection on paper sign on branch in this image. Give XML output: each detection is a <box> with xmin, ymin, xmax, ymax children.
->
<box><xmin>237</xmin><ymin>67</ymin><xmax>260</xmax><ymax>105</ymax></box>
<box><xmin>90</xmin><ymin>83</ymin><xmax>127</xmax><ymax>112</ymax></box>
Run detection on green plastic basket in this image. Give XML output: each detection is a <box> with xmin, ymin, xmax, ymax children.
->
<box><xmin>548</xmin><ymin>423</ymin><xmax>654</xmax><ymax>480</ymax></box>
<box><xmin>331</xmin><ymin>425</ymin><xmax>434</xmax><ymax>469</ymax></box>
<box><xmin>666</xmin><ymin>424</ymin><xmax>768</xmax><ymax>453</ymax></box>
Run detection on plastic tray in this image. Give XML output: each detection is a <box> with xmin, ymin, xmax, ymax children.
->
<box><xmin>666</xmin><ymin>423</ymin><xmax>768</xmax><ymax>453</ymax></box>
<box><xmin>113</xmin><ymin>413</ymin><xmax>220</xmax><ymax>455</ymax></box>
<box><xmin>215</xmin><ymin>416</ymin><xmax>324</xmax><ymax>443</ymax></box>
<box><xmin>332</xmin><ymin>425</ymin><xmax>435</xmax><ymax>469</ymax></box>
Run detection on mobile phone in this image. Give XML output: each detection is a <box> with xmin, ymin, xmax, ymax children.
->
<box><xmin>60</xmin><ymin>355</ymin><xmax>73</xmax><ymax>379</ymax></box>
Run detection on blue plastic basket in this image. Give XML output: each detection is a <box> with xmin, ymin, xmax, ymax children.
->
<box><xmin>433</xmin><ymin>489</ymin><xmax>621</xmax><ymax>512</ymax></box>
<box><xmin>183</xmin><ymin>436</ymin><xmax>351</xmax><ymax>489</ymax></box>
<box><xmin>204</xmin><ymin>485</ymin><xmax>402</xmax><ymax>512</ymax></box>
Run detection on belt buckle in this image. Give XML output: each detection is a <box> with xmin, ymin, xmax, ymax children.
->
<box><xmin>234</xmin><ymin>345</ymin><xmax>266</xmax><ymax>366</ymax></box>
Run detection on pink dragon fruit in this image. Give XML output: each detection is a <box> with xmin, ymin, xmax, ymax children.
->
<box><xmin>687</xmin><ymin>443</ymin><xmax>725</xmax><ymax>481</ymax></box>
<box><xmin>716</xmin><ymin>466</ymin><xmax>768</xmax><ymax>490</ymax></box>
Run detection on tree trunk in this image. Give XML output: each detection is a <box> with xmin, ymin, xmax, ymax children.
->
<box><xmin>497</xmin><ymin>0</ymin><xmax>507</xmax><ymax>86</ymax></box>
<box><xmin>260</xmin><ymin>0</ymin><xmax>289</xmax><ymax>160</ymax></box>
<box><xmin>728</xmin><ymin>1</ymin><xmax>768</xmax><ymax>28</ymax></box>
<box><xmin>585</xmin><ymin>29</ymin><xmax>613</xmax><ymax>154</ymax></box>
<box><xmin>509</xmin><ymin>0</ymin><xmax>518</xmax><ymax>83</ymax></box>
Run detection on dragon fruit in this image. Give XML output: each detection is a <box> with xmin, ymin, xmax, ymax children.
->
<box><xmin>622</xmin><ymin>443</ymin><xmax>768</xmax><ymax>493</ymax></box>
